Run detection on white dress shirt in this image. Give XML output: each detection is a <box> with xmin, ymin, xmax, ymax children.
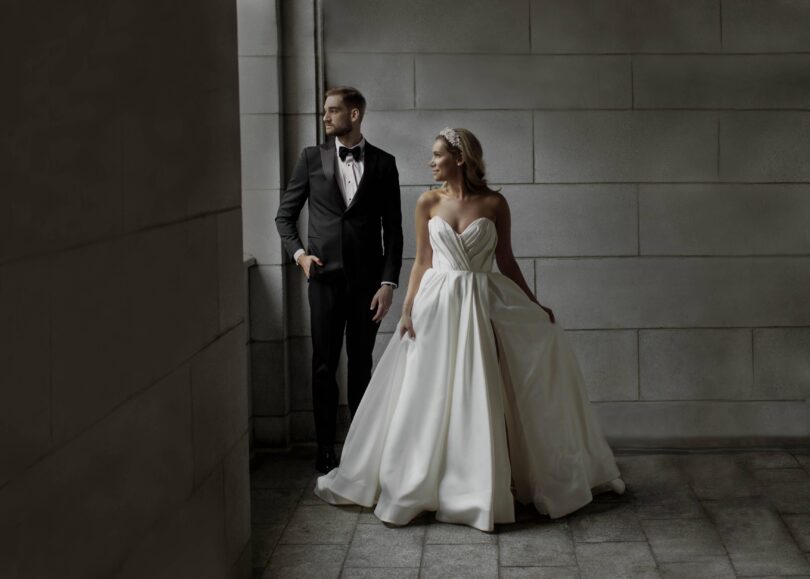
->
<box><xmin>335</xmin><ymin>135</ymin><xmax>365</xmax><ymax>207</ymax></box>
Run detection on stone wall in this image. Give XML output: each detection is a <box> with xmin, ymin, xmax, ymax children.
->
<box><xmin>287</xmin><ymin>0</ymin><xmax>810</xmax><ymax>447</ymax></box>
<box><xmin>1</xmin><ymin>1</ymin><xmax>250</xmax><ymax>575</ymax></box>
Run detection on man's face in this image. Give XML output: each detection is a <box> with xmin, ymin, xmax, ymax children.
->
<box><xmin>323</xmin><ymin>95</ymin><xmax>354</xmax><ymax>137</ymax></box>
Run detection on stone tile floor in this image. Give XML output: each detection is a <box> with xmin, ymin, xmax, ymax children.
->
<box><xmin>252</xmin><ymin>448</ymin><xmax>810</xmax><ymax>578</ymax></box>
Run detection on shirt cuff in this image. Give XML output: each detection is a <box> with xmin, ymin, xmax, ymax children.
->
<box><xmin>381</xmin><ymin>281</ymin><xmax>397</xmax><ymax>289</ymax></box>
<box><xmin>293</xmin><ymin>249</ymin><xmax>305</xmax><ymax>264</ymax></box>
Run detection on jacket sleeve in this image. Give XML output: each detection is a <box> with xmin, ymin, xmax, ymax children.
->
<box><xmin>380</xmin><ymin>157</ymin><xmax>404</xmax><ymax>286</ymax></box>
<box><xmin>275</xmin><ymin>148</ymin><xmax>309</xmax><ymax>261</ymax></box>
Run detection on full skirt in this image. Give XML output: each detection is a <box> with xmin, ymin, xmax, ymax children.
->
<box><xmin>315</xmin><ymin>269</ymin><xmax>621</xmax><ymax>531</ymax></box>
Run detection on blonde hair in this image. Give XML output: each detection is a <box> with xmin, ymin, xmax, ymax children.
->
<box><xmin>436</xmin><ymin>128</ymin><xmax>499</xmax><ymax>195</ymax></box>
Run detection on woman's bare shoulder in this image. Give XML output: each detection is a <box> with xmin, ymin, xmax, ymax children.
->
<box><xmin>482</xmin><ymin>190</ymin><xmax>508</xmax><ymax>216</ymax></box>
<box><xmin>416</xmin><ymin>188</ymin><xmax>442</xmax><ymax>213</ymax></box>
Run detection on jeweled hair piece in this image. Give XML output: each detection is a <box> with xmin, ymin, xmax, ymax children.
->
<box><xmin>438</xmin><ymin>127</ymin><xmax>461</xmax><ymax>150</ymax></box>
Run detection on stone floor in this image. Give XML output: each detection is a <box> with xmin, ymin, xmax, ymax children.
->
<box><xmin>251</xmin><ymin>448</ymin><xmax>810</xmax><ymax>578</ymax></box>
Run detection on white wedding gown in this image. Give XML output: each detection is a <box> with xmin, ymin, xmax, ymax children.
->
<box><xmin>315</xmin><ymin>216</ymin><xmax>621</xmax><ymax>531</ymax></box>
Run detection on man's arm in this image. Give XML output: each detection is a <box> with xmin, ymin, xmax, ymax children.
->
<box><xmin>380</xmin><ymin>159</ymin><xmax>404</xmax><ymax>286</ymax></box>
<box><xmin>275</xmin><ymin>149</ymin><xmax>310</xmax><ymax>262</ymax></box>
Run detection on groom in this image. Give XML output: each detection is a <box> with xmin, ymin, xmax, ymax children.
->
<box><xmin>275</xmin><ymin>86</ymin><xmax>403</xmax><ymax>473</ymax></box>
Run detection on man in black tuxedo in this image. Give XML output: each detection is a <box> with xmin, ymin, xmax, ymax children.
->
<box><xmin>275</xmin><ymin>87</ymin><xmax>403</xmax><ymax>473</ymax></box>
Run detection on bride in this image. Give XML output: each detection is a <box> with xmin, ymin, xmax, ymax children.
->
<box><xmin>315</xmin><ymin>127</ymin><xmax>625</xmax><ymax>531</ymax></box>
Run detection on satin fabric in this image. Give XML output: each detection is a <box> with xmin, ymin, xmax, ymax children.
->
<box><xmin>315</xmin><ymin>216</ymin><xmax>621</xmax><ymax>531</ymax></box>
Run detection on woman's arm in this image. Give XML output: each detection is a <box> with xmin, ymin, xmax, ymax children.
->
<box><xmin>400</xmin><ymin>191</ymin><xmax>436</xmax><ymax>338</ymax></box>
<box><xmin>493</xmin><ymin>194</ymin><xmax>555</xmax><ymax>323</ymax></box>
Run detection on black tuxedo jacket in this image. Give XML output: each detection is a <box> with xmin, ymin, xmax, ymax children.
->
<box><xmin>275</xmin><ymin>140</ymin><xmax>404</xmax><ymax>287</ymax></box>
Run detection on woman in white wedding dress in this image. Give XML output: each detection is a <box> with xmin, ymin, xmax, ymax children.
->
<box><xmin>315</xmin><ymin>127</ymin><xmax>625</xmax><ymax>531</ymax></box>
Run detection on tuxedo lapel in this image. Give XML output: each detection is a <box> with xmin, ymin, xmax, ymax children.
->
<box><xmin>346</xmin><ymin>142</ymin><xmax>377</xmax><ymax>212</ymax></box>
<box><xmin>320</xmin><ymin>142</ymin><xmax>336</xmax><ymax>183</ymax></box>
<box><xmin>319</xmin><ymin>142</ymin><xmax>345</xmax><ymax>208</ymax></box>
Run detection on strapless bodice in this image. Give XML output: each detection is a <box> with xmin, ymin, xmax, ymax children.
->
<box><xmin>429</xmin><ymin>216</ymin><xmax>497</xmax><ymax>272</ymax></box>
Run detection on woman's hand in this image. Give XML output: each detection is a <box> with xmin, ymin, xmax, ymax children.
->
<box><xmin>399</xmin><ymin>312</ymin><xmax>416</xmax><ymax>339</ymax></box>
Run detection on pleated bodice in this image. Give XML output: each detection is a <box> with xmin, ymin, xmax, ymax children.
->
<box><xmin>428</xmin><ymin>216</ymin><xmax>496</xmax><ymax>273</ymax></box>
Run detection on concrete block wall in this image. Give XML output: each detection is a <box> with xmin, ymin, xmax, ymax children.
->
<box><xmin>239</xmin><ymin>0</ymin><xmax>323</xmax><ymax>447</ymax></box>
<box><xmin>315</xmin><ymin>0</ymin><xmax>810</xmax><ymax>448</ymax></box>
<box><xmin>1</xmin><ymin>1</ymin><xmax>250</xmax><ymax>576</ymax></box>
<box><xmin>239</xmin><ymin>0</ymin><xmax>286</xmax><ymax>450</ymax></box>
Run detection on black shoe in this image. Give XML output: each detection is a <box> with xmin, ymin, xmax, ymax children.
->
<box><xmin>315</xmin><ymin>444</ymin><xmax>338</xmax><ymax>474</ymax></box>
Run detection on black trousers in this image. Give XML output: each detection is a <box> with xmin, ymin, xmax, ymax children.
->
<box><xmin>308</xmin><ymin>272</ymin><xmax>380</xmax><ymax>446</ymax></box>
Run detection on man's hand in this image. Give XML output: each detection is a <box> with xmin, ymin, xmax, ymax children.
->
<box><xmin>370</xmin><ymin>285</ymin><xmax>394</xmax><ymax>323</ymax></box>
<box><xmin>298</xmin><ymin>254</ymin><xmax>323</xmax><ymax>278</ymax></box>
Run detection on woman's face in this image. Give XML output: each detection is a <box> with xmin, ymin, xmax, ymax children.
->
<box><xmin>429</xmin><ymin>138</ymin><xmax>460</xmax><ymax>182</ymax></box>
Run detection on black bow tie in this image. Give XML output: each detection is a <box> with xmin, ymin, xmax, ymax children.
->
<box><xmin>338</xmin><ymin>145</ymin><xmax>362</xmax><ymax>161</ymax></box>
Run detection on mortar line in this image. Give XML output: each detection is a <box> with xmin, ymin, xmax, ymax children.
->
<box><xmin>288</xmin><ymin>325</ymin><xmax>810</xmax><ymax>339</ymax></box>
<box><xmin>578</xmin><ymin>325</ymin><xmax>810</xmax><ymax>331</ymax></box>
<box><xmin>391</xmin><ymin>180</ymin><xmax>810</xmax><ymax>187</ymax></box>
<box><xmin>531</xmin><ymin>111</ymin><xmax>536</xmax><ymax>182</ymax></box>
<box><xmin>48</xmin><ymin>256</ymin><xmax>54</xmax><ymax>445</ymax></box>
<box><xmin>361</xmin><ymin>106</ymin><xmax>810</xmax><ymax>112</ymax></box>
<box><xmin>776</xmin><ymin>509</ymin><xmax>807</xmax><ymax>559</ymax></box>
<box><xmin>719</xmin><ymin>0</ymin><xmax>724</xmax><ymax>49</ymax></box>
<box><xmin>496</xmin><ymin>528</ymin><xmax>502</xmax><ymax>578</ymax></box>
<box><xmin>325</xmin><ymin>49</ymin><xmax>810</xmax><ymax>56</ymax></box>
<box><xmin>572</xmin><ymin>521</ymin><xmax>583</xmax><ymax>576</ymax></box>
<box><xmin>189</xmin><ymin>367</ymin><xmax>196</xmax><ymax>491</ymax></box>
<box><xmin>592</xmin><ymin>398</ymin><xmax>805</xmax><ymax>403</ymax></box>
<box><xmin>417</xmin><ymin>512</ymin><xmax>428</xmax><ymax>578</ymax></box>
<box><xmin>412</xmin><ymin>55</ymin><xmax>417</xmax><ymax>108</ymax></box>
<box><xmin>717</xmin><ymin>115</ymin><xmax>722</xmax><ymax>179</ymax></box>
<box><xmin>264</xmin><ymin>476</ymin><xmax>311</xmax><ymax>573</ymax></box>
<box><xmin>338</xmin><ymin>504</ymin><xmax>360</xmax><ymax>576</ymax></box>
<box><xmin>527</xmin><ymin>0</ymin><xmax>532</xmax><ymax>53</ymax></box>
<box><xmin>526</xmin><ymin>253</ymin><xmax>810</xmax><ymax>258</ymax></box>
<box><xmin>694</xmin><ymin>489</ymin><xmax>736</xmax><ymax>572</ymax></box>
<box><xmin>636</xmin><ymin>329</ymin><xmax>641</xmax><ymax>400</ymax></box>
<box><xmin>630</xmin><ymin>55</ymin><xmax>635</xmax><ymax>109</ymax></box>
<box><xmin>113</xmin><ymin>458</ymin><xmax>229</xmax><ymax>573</ymax></box>
<box><xmin>220</xmin><ymin>461</ymin><xmax>229</xmax><ymax>570</ymax></box>
<box><xmin>636</xmin><ymin>509</ymin><xmax>661</xmax><ymax>574</ymax></box>
<box><xmin>750</xmin><ymin>328</ymin><xmax>756</xmax><ymax>387</ymax></box>
<box><xmin>615</xmin><ymin>447</ymin><xmax>810</xmax><ymax>454</ymax></box>
<box><xmin>0</xmin><ymin>206</ymin><xmax>242</xmax><ymax>269</ymax></box>
<box><xmin>635</xmin><ymin>183</ymin><xmax>641</xmax><ymax>256</ymax></box>
<box><xmin>215</xmin><ymin>213</ymin><xmax>222</xmax><ymax>334</ymax></box>
<box><xmin>314</xmin><ymin>0</ymin><xmax>325</xmax><ymax>143</ymax></box>
<box><xmin>8</xmin><ymin>320</ymin><xmax>246</xmax><ymax>485</ymax></box>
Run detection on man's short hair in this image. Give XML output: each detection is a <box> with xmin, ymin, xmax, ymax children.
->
<box><xmin>325</xmin><ymin>86</ymin><xmax>367</xmax><ymax>119</ymax></box>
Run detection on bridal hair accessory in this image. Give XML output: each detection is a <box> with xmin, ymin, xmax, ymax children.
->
<box><xmin>439</xmin><ymin>127</ymin><xmax>461</xmax><ymax>150</ymax></box>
